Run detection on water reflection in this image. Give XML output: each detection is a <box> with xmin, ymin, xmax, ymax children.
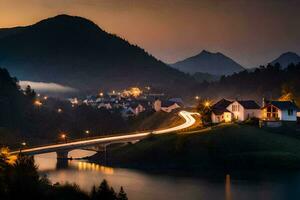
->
<box><xmin>225</xmin><ymin>174</ymin><xmax>232</xmax><ymax>200</ymax></box>
<box><xmin>77</xmin><ymin>161</ymin><xmax>114</xmax><ymax>174</ymax></box>
<box><xmin>34</xmin><ymin>150</ymin><xmax>300</xmax><ymax>200</ymax></box>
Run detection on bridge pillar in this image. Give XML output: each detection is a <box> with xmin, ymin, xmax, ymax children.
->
<box><xmin>56</xmin><ymin>150</ymin><xmax>69</xmax><ymax>160</ymax></box>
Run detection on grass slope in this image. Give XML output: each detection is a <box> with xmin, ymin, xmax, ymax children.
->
<box><xmin>90</xmin><ymin>124</ymin><xmax>300</xmax><ymax>171</ymax></box>
<box><xmin>129</xmin><ymin>111</ymin><xmax>185</xmax><ymax>132</ymax></box>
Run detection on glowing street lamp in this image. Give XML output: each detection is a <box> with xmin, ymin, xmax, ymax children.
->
<box><xmin>85</xmin><ymin>130</ymin><xmax>90</xmax><ymax>134</ymax></box>
<box><xmin>34</xmin><ymin>100</ymin><xmax>42</xmax><ymax>107</ymax></box>
<box><xmin>204</xmin><ymin>101</ymin><xmax>210</xmax><ymax>107</ymax></box>
<box><xmin>57</xmin><ymin>108</ymin><xmax>63</xmax><ymax>113</ymax></box>
<box><xmin>19</xmin><ymin>142</ymin><xmax>27</xmax><ymax>153</ymax></box>
<box><xmin>195</xmin><ymin>96</ymin><xmax>200</xmax><ymax>100</ymax></box>
<box><xmin>60</xmin><ymin>133</ymin><xmax>67</xmax><ymax>143</ymax></box>
<box><xmin>43</xmin><ymin>96</ymin><xmax>48</xmax><ymax>100</ymax></box>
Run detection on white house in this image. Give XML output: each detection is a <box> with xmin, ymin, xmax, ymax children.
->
<box><xmin>211</xmin><ymin>99</ymin><xmax>233</xmax><ymax>123</ymax></box>
<box><xmin>227</xmin><ymin>100</ymin><xmax>261</xmax><ymax>121</ymax></box>
<box><xmin>153</xmin><ymin>99</ymin><xmax>181</xmax><ymax>113</ymax></box>
<box><xmin>130</xmin><ymin>103</ymin><xmax>146</xmax><ymax>115</ymax></box>
<box><xmin>261</xmin><ymin>101</ymin><xmax>298</xmax><ymax>121</ymax></box>
<box><xmin>98</xmin><ymin>102</ymin><xmax>112</xmax><ymax>109</ymax></box>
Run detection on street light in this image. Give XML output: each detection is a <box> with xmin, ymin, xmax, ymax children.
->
<box><xmin>195</xmin><ymin>96</ymin><xmax>200</xmax><ymax>100</ymax></box>
<box><xmin>19</xmin><ymin>142</ymin><xmax>26</xmax><ymax>153</ymax></box>
<box><xmin>34</xmin><ymin>100</ymin><xmax>42</xmax><ymax>107</ymax></box>
<box><xmin>57</xmin><ymin>108</ymin><xmax>63</xmax><ymax>113</ymax></box>
<box><xmin>85</xmin><ymin>130</ymin><xmax>90</xmax><ymax>134</ymax></box>
<box><xmin>204</xmin><ymin>101</ymin><xmax>210</xmax><ymax>107</ymax></box>
<box><xmin>61</xmin><ymin>133</ymin><xmax>67</xmax><ymax>143</ymax></box>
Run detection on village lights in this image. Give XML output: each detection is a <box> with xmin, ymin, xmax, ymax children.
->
<box><xmin>204</xmin><ymin>101</ymin><xmax>210</xmax><ymax>107</ymax></box>
<box><xmin>34</xmin><ymin>100</ymin><xmax>42</xmax><ymax>106</ymax></box>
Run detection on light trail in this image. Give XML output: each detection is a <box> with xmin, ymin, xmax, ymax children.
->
<box><xmin>10</xmin><ymin>111</ymin><xmax>199</xmax><ymax>155</ymax></box>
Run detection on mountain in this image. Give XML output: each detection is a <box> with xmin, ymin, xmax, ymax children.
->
<box><xmin>171</xmin><ymin>50</ymin><xmax>244</xmax><ymax>75</ymax></box>
<box><xmin>0</xmin><ymin>15</ymin><xmax>195</xmax><ymax>95</ymax></box>
<box><xmin>271</xmin><ymin>52</ymin><xmax>300</xmax><ymax>68</ymax></box>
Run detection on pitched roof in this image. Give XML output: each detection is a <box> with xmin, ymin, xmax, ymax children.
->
<box><xmin>211</xmin><ymin>99</ymin><xmax>232</xmax><ymax>115</ymax></box>
<box><xmin>212</xmin><ymin>99</ymin><xmax>232</xmax><ymax>109</ymax></box>
<box><xmin>237</xmin><ymin>100</ymin><xmax>260</xmax><ymax>109</ymax></box>
<box><xmin>161</xmin><ymin>100</ymin><xmax>178</xmax><ymax>107</ymax></box>
<box><xmin>265</xmin><ymin>101</ymin><xmax>299</xmax><ymax>110</ymax></box>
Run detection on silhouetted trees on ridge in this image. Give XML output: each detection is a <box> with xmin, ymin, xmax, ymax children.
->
<box><xmin>198</xmin><ymin>62</ymin><xmax>300</xmax><ymax>104</ymax></box>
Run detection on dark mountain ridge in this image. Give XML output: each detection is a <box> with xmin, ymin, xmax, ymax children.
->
<box><xmin>271</xmin><ymin>52</ymin><xmax>300</xmax><ymax>68</ymax></box>
<box><xmin>0</xmin><ymin>14</ymin><xmax>195</xmax><ymax>95</ymax></box>
<box><xmin>171</xmin><ymin>50</ymin><xmax>244</xmax><ymax>75</ymax></box>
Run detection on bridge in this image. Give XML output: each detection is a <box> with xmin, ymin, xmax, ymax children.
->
<box><xmin>11</xmin><ymin>111</ymin><xmax>199</xmax><ymax>159</ymax></box>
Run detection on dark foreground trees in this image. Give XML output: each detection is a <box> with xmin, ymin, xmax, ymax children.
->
<box><xmin>0</xmin><ymin>152</ymin><xmax>128</xmax><ymax>200</ymax></box>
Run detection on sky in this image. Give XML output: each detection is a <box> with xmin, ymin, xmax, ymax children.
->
<box><xmin>0</xmin><ymin>0</ymin><xmax>300</xmax><ymax>67</ymax></box>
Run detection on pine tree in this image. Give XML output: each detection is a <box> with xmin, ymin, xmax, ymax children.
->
<box><xmin>117</xmin><ymin>187</ymin><xmax>128</xmax><ymax>200</ymax></box>
<box><xmin>24</xmin><ymin>85</ymin><xmax>36</xmax><ymax>101</ymax></box>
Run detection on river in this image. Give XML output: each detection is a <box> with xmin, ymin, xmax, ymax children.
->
<box><xmin>35</xmin><ymin>150</ymin><xmax>300</xmax><ymax>200</ymax></box>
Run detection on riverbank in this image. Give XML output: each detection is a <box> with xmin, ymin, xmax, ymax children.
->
<box><xmin>89</xmin><ymin>123</ymin><xmax>300</xmax><ymax>171</ymax></box>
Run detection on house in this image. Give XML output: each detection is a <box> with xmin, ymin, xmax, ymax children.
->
<box><xmin>153</xmin><ymin>99</ymin><xmax>181</xmax><ymax>113</ymax></box>
<box><xmin>227</xmin><ymin>100</ymin><xmax>261</xmax><ymax>121</ymax></box>
<box><xmin>261</xmin><ymin>100</ymin><xmax>299</xmax><ymax>121</ymax></box>
<box><xmin>211</xmin><ymin>99</ymin><xmax>233</xmax><ymax>123</ymax></box>
<box><xmin>97</xmin><ymin>102</ymin><xmax>112</xmax><ymax>109</ymax></box>
<box><xmin>128</xmin><ymin>103</ymin><xmax>146</xmax><ymax>115</ymax></box>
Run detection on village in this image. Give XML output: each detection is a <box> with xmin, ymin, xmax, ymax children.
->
<box><xmin>68</xmin><ymin>86</ymin><xmax>300</xmax><ymax>127</ymax></box>
<box><xmin>68</xmin><ymin>87</ymin><xmax>184</xmax><ymax>118</ymax></box>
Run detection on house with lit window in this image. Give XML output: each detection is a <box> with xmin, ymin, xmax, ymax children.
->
<box><xmin>227</xmin><ymin>100</ymin><xmax>261</xmax><ymax>121</ymax></box>
<box><xmin>261</xmin><ymin>100</ymin><xmax>298</xmax><ymax>122</ymax></box>
<box><xmin>211</xmin><ymin>99</ymin><xmax>233</xmax><ymax>123</ymax></box>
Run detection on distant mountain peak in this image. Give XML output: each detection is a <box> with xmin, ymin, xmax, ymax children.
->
<box><xmin>172</xmin><ymin>50</ymin><xmax>244</xmax><ymax>75</ymax></box>
<box><xmin>0</xmin><ymin>15</ymin><xmax>194</xmax><ymax>96</ymax></box>
<box><xmin>31</xmin><ymin>14</ymin><xmax>105</xmax><ymax>33</ymax></box>
<box><xmin>271</xmin><ymin>51</ymin><xmax>300</xmax><ymax>67</ymax></box>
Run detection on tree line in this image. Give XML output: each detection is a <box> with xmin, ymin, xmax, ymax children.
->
<box><xmin>0</xmin><ymin>151</ymin><xmax>128</xmax><ymax>200</ymax></box>
<box><xmin>197</xmin><ymin>62</ymin><xmax>300</xmax><ymax>105</ymax></box>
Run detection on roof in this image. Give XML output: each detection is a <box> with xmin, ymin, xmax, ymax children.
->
<box><xmin>211</xmin><ymin>99</ymin><xmax>232</xmax><ymax>115</ymax></box>
<box><xmin>169</xmin><ymin>98</ymin><xmax>184</xmax><ymax>104</ymax></box>
<box><xmin>161</xmin><ymin>100</ymin><xmax>178</xmax><ymax>107</ymax></box>
<box><xmin>212</xmin><ymin>99</ymin><xmax>232</xmax><ymax>109</ymax></box>
<box><xmin>237</xmin><ymin>100</ymin><xmax>260</xmax><ymax>109</ymax></box>
<box><xmin>264</xmin><ymin>101</ymin><xmax>299</xmax><ymax>110</ymax></box>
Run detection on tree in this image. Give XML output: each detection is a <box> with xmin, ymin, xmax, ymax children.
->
<box><xmin>117</xmin><ymin>187</ymin><xmax>128</xmax><ymax>200</ymax></box>
<box><xmin>92</xmin><ymin>179</ymin><xmax>116</xmax><ymax>200</ymax></box>
<box><xmin>196</xmin><ymin>99</ymin><xmax>212</xmax><ymax>124</ymax></box>
<box><xmin>24</xmin><ymin>85</ymin><xmax>36</xmax><ymax>101</ymax></box>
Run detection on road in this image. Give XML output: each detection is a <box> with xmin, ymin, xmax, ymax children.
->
<box><xmin>11</xmin><ymin>111</ymin><xmax>199</xmax><ymax>155</ymax></box>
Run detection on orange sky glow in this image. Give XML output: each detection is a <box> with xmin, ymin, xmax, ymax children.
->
<box><xmin>0</xmin><ymin>0</ymin><xmax>299</xmax><ymax>67</ymax></box>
